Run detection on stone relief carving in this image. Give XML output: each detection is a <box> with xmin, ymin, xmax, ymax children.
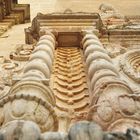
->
<box><xmin>120</xmin><ymin>49</ymin><xmax>140</xmax><ymax>83</ymax></box>
<box><xmin>0</xmin><ymin>33</ymin><xmax>58</xmax><ymax>132</ymax></box>
<box><xmin>10</xmin><ymin>44</ymin><xmax>34</xmax><ymax>61</ymax></box>
<box><xmin>99</xmin><ymin>3</ymin><xmax>125</xmax><ymax>20</ymax></box>
<box><xmin>0</xmin><ymin>5</ymin><xmax>140</xmax><ymax>139</ymax></box>
<box><xmin>82</xmin><ymin>32</ymin><xmax>140</xmax><ymax>132</ymax></box>
<box><xmin>0</xmin><ymin>57</ymin><xmax>23</xmax><ymax>86</ymax></box>
<box><xmin>52</xmin><ymin>46</ymin><xmax>89</xmax><ymax>131</ymax></box>
<box><xmin>103</xmin><ymin>43</ymin><xmax>126</xmax><ymax>58</ymax></box>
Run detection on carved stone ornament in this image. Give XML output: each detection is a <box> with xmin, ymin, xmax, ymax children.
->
<box><xmin>120</xmin><ymin>49</ymin><xmax>140</xmax><ymax>83</ymax></box>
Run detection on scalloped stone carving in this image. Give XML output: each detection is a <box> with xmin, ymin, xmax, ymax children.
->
<box><xmin>120</xmin><ymin>49</ymin><xmax>140</xmax><ymax>83</ymax></box>
<box><xmin>53</xmin><ymin>47</ymin><xmax>89</xmax><ymax>113</ymax></box>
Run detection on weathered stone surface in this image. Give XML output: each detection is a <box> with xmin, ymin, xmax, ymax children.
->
<box><xmin>10</xmin><ymin>44</ymin><xmax>33</xmax><ymax>61</ymax></box>
<box><xmin>0</xmin><ymin>120</ymin><xmax>139</xmax><ymax>140</ymax></box>
<box><xmin>0</xmin><ymin>120</ymin><xmax>41</xmax><ymax>140</ymax></box>
<box><xmin>41</xmin><ymin>132</ymin><xmax>68</xmax><ymax>140</ymax></box>
<box><xmin>82</xmin><ymin>32</ymin><xmax>140</xmax><ymax>132</ymax></box>
<box><xmin>69</xmin><ymin>121</ymin><xmax>104</xmax><ymax>140</ymax></box>
<box><xmin>0</xmin><ymin>1</ymin><xmax>140</xmax><ymax>139</ymax></box>
<box><xmin>0</xmin><ymin>34</ymin><xmax>58</xmax><ymax>132</ymax></box>
<box><xmin>25</xmin><ymin>11</ymin><xmax>102</xmax><ymax>44</ymax></box>
<box><xmin>120</xmin><ymin>49</ymin><xmax>140</xmax><ymax>83</ymax></box>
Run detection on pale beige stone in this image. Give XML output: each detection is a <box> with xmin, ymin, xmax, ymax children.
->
<box><xmin>0</xmin><ymin>1</ymin><xmax>140</xmax><ymax>139</ymax></box>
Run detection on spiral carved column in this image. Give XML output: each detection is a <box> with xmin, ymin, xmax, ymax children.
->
<box><xmin>0</xmin><ymin>33</ymin><xmax>58</xmax><ymax>132</ymax></box>
<box><xmin>82</xmin><ymin>32</ymin><xmax>140</xmax><ymax>132</ymax></box>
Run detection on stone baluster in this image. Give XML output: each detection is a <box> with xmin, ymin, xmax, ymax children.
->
<box><xmin>82</xmin><ymin>31</ymin><xmax>140</xmax><ymax>132</ymax></box>
<box><xmin>0</xmin><ymin>33</ymin><xmax>58</xmax><ymax>132</ymax></box>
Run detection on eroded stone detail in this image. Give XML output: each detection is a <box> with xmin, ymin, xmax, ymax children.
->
<box><xmin>103</xmin><ymin>43</ymin><xmax>127</xmax><ymax>58</ymax></box>
<box><xmin>82</xmin><ymin>32</ymin><xmax>140</xmax><ymax>132</ymax></box>
<box><xmin>0</xmin><ymin>120</ymin><xmax>139</xmax><ymax>140</ymax></box>
<box><xmin>0</xmin><ymin>58</ymin><xmax>23</xmax><ymax>86</ymax></box>
<box><xmin>0</xmin><ymin>33</ymin><xmax>58</xmax><ymax>132</ymax></box>
<box><xmin>99</xmin><ymin>3</ymin><xmax>126</xmax><ymax>30</ymax></box>
<box><xmin>120</xmin><ymin>49</ymin><xmax>140</xmax><ymax>83</ymax></box>
<box><xmin>10</xmin><ymin>44</ymin><xmax>34</xmax><ymax>61</ymax></box>
<box><xmin>0</xmin><ymin>5</ymin><xmax>140</xmax><ymax>139</ymax></box>
<box><xmin>25</xmin><ymin>12</ymin><xmax>102</xmax><ymax>44</ymax></box>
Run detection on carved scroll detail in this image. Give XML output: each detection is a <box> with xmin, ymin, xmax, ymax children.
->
<box><xmin>120</xmin><ymin>49</ymin><xmax>140</xmax><ymax>83</ymax></box>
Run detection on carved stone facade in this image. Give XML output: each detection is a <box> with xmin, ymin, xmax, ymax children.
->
<box><xmin>0</xmin><ymin>3</ymin><xmax>140</xmax><ymax>140</ymax></box>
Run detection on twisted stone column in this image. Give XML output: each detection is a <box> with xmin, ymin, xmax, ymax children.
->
<box><xmin>0</xmin><ymin>33</ymin><xmax>58</xmax><ymax>132</ymax></box>
<box><xmin>82</xmin><ymin>32</ymin><xmax>140</xmax><ymax>132</ymax></box>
